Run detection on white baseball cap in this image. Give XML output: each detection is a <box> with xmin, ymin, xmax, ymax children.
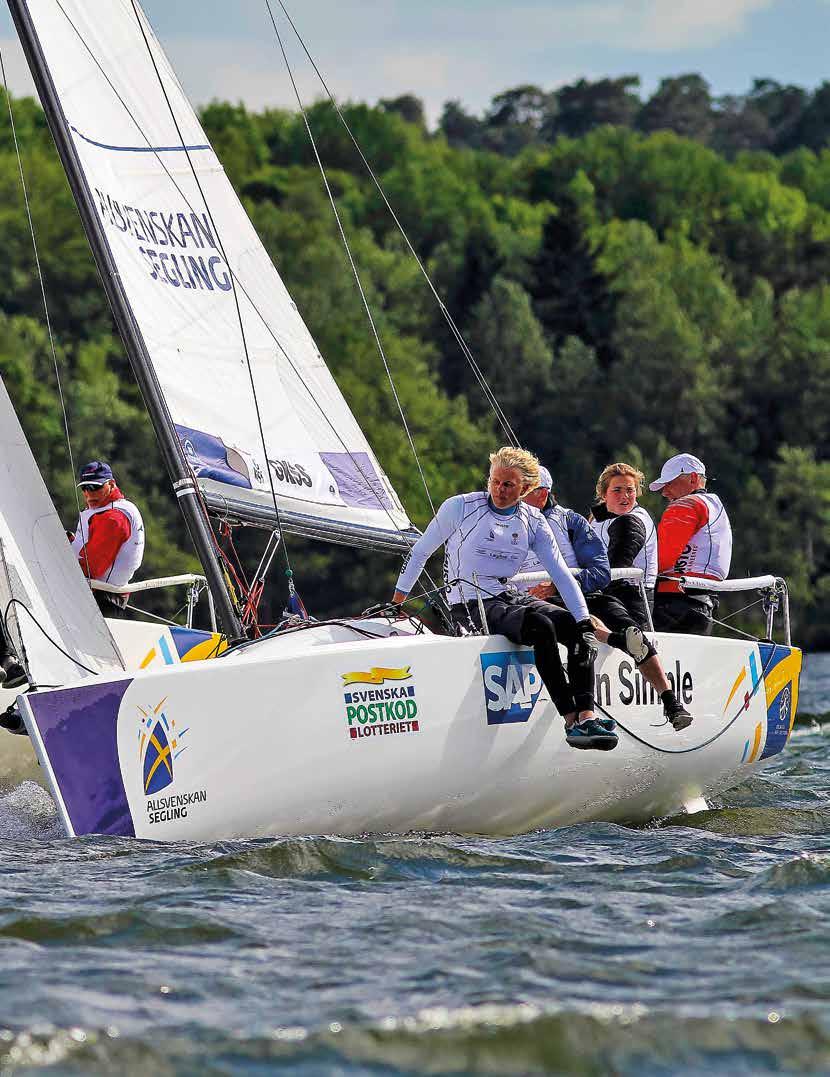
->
<box><xmin>537</xmin><ymin>466</ymin><xmax>553</xmax><ymax>490</ymax></box>
<box><xmin>648</xmin><ymin>453</ymin><xmax>706</xmax><ymax>492</ymax></box>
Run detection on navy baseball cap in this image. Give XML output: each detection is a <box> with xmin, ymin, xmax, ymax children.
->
<box><xmin>77</xmin><ymin>460</ymin><xmax>114</xmax><ymax>488</ymax></box>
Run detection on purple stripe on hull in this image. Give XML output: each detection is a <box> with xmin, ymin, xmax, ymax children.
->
<box><xmin>27</xmin><ymin>680</ymin><xmax>135</xmax><ymax>837</ymax></box>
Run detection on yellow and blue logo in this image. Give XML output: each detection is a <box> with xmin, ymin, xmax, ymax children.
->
<box><xmin>725</xmin><ymin>644</ymin><xmax>802</xmax><ymax>765</ymax></box>
<box><xmin>137</xmin><ymin>699</ymin><xmax>188</xmax><ymax>796</ymax></box>
<box><xmin>140</xmin><ymin>627</ymin><xmax>228</xmax><ymax>669</ymax></box>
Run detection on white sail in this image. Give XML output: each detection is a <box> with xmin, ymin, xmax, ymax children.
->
<box><xmin>20</xmin><ymin>0</ymin><xmax>411</xmax><ymax>545</ymax></box>
<box><xmin>0</xmin><ymin>379</ymin><xmax>124</xmax><ymax>685</ymax></box>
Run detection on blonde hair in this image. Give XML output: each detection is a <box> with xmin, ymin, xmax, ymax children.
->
<box><xmin>595</xmin><ymin>462</ymin><xmax>644</xmax><ymax>501</ymax></box>
<box><xmin>489</xmin><ymin>446</ymin><xmax>541</xmax><ymax>490</ymax></box>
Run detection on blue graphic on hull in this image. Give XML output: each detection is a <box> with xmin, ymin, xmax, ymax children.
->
<box><xmin>480</xmin><ymin>650</ymin><xmax>543</xmax><ymax>725</ymax></box>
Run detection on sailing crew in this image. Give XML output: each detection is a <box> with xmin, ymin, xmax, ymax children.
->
<box><xmin>590</xmin><ymin>462</ymin><xmax>657</xmax><ymax>629</ymax></box>
<box><xmin>392</xmin><ymin>447</ymin><xmax>616</xmax><ymax>751</ymax></box>
<box><xmin>68</xmin><ymin>461</ymin><xmax>145</xmax><ymax>619</ymax></box>
<box><xmin>521</xmin><ymin>465</ymin><xmax>692</xmax><ymax>731</ymax></box>
<box><xmin>649</xmin><ymin>453</ymin><xmax>733</xmax><ymax>635</ymax></box>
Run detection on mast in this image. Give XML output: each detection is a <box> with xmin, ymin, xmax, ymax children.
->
<box><xmin>7</xmin><ymin>0</ymin><xmax>242</xmax><ymax>638</ymax></box>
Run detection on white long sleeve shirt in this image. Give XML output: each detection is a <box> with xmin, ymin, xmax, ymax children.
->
<box><xmin>395</xmin><ymin>492</ymin><xmax>589</xmax><ymax>621</ymax></box>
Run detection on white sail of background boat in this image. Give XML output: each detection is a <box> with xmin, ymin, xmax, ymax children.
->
<box><xmin>1</xmin><ymin>0</ymin><xmax>804</xmax><ymax>840</ymax></box>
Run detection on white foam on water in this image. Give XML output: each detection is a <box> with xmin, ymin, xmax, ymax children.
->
<box><xmin>0</xmin><ymin>780</ymin><xmax>61</xmax><ymax>840</ymax></box>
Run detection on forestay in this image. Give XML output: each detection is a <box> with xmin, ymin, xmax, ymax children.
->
<box><xmin>0</xmin><ymin>380</ymin><xmax>124</xmax><ymax>685</ymax></box>
<box><xmin>20</xmin><ymin>0</ymin><xmax>411</xmax><ymax>546</ymax></box>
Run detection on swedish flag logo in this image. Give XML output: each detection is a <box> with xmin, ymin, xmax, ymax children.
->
<box><xmin>138</xmin><ymin>699</ymin><xmax>187</xmax><ymax>796</ymax></box>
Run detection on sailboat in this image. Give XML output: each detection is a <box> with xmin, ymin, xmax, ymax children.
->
<box><xmin>1</xmin><ymin>0</ymin><xmax>802</xmax><ymax>839</ymax></box>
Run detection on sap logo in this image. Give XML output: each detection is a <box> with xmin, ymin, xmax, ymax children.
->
<box><xmin>480</xmin><ymin>651</ymin><xmax>543</xmax><ymax>725</ymax></box>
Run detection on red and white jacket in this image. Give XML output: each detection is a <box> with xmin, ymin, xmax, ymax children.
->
<box><xmin>70</xmin><ymin>486</ymin><xmax>145</xmax><ymax>587</ymax></box>
<box><xmin>657</xmin><ymin>491</ymin><xmax>732</xmax><ymax>594</ymax></box>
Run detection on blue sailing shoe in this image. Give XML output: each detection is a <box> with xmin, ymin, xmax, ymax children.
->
<box><xmin>566</xmin><ymin>718</ymin><xmax>618</xmax><ymax>751</ymax></box>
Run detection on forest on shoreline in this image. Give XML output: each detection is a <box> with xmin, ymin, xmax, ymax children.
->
<box><xmin>0</xmin><ymin>72</ymin><xmax>828</xmax><ymax>644</ymax></box>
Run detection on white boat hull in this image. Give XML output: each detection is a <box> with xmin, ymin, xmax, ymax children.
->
<box><xmin>0</xmin><ymin>617</ymin><xmax>227</xmax><ymax>790</ymax></box>
<box><xmin>18</xmin><ymin>627</ymin><xmax>801</xmax><ymax>839</ymax></box>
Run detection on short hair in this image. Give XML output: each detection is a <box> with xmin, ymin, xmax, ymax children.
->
<box><xmin>595</xmin><ymin>462</ymin><xmax>645</xmax><ymax>501</ymax></box>
<box><xmin>488</xmin><ymin>446</ymin><xmax>541</xmax><ymax>490</ymax></box>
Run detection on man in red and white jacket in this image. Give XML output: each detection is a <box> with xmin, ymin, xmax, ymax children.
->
<box><xmin>649</xmin><ymin>453</ymin><xmax>732</xmax><ymax>636</ymax></box>
<box><xmin>69</xmin><ymin>460</ymin><xmax>145</xmax><ymax>618</ymax></box>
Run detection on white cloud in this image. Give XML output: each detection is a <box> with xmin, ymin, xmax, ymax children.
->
<box><xmin>0</xmin><ymin>0</ymin><xmax>785</xmax><ymax>127</ymax></box>
<box><xmin>551</xmin><ymin>0</ymin><xmax>778</xmax><ymax>51</ymax></box>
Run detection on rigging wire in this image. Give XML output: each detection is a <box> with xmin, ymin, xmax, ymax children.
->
<box><xmin>270</xmin><ymin>0</ymin><xmax>520</xmax><ymax>448</ymax></box>
<box><xmin>49</xmin><ymin>0</ymin><xmax>417</xmax><ymax>572</ymax></box>
<box><xmin>0</xmin><ymin>50</ymin><xmax>85</xmax><ymax>544</ymax></box>
<box><xmin>129</xmin><ymin>0</ymin><xmax>290</xmax><ymax>628</ymax></box>
<box><xmin>264</xmin><ymin>2</ymin><xmax>437</xmax><ymax>519</ymax></box>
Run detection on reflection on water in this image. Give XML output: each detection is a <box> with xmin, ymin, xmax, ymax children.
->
<box><xmin>0</xmin><ymin>658</ymin><xmax>827</xmax><ymax>1074</ymax></box>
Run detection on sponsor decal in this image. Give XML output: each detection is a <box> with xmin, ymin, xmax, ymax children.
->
<box><xmin>341</xmin><ymin>667</ymin><xmax>419</xmax><ymax>741</ymax></box>
<box><xmin>341</xmin><ymin>666</ymin><xmax>411</xmax><ymax>686</ymax></box>
<box><xmin>609</xmin><ymin>659</ymin><xmax>693</xmax><ymax>708</ymax></box>
<box><xmin>480</xmin><ymin>651</ymin><xmax>543</xmax><ymax>725</ymax></box>
<box><xmin>268</xmin><ymin>458</ymin><xmax>312</xmax><ymax>488</ymax></box>
<box><xmin>137</xmin><ymin>699</ymin><xmax>206</xmax><ymax>823</ymax></box>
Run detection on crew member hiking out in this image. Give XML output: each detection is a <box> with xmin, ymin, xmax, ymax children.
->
<box><xmin>520</xmin><ymin>464</ymin><xmax>693</xmax><ymax>732</ymax></box>
<box><xmin>392</xmin><ymin>447</ymin><xmax>615</xmax><ymax>751</ymax></box>
<box><xmin>649</xmin><ymin>454</ymin><xmax>732</xmax><ymax>636</ymax></box>
<box><xmin>69</xmin><ymin>460</ymin><xmax>145</xmax><ymax>619</ymax></box>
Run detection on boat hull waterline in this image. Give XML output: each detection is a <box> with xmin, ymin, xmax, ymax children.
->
<box><xmin>19</xmin><ymin>629</ymin><xmax>801</xmax><ymax>840</ymax></box>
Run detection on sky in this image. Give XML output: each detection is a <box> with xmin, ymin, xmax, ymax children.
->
<box><xmin>0</xmin><ymin>0</ymin><xmax>828</xmax><ymax>125</ymax></box>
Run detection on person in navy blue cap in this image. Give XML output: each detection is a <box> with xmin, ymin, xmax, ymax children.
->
<box><xmin>67</xmin><ymin>461</ymin><xmax>145</xmax><ymax>618</ymax></box>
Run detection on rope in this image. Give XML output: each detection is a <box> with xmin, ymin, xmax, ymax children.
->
<box><xmin>265</xmin><ymin>0</ymin><xmax>437</xmax><ymax>518</ymax></box>
<box><xmin>593</xmin><ymin>642</ymin><xmax>780</xmax><ymax>756</ymax></box>
<box><xmin>269</xmin><ymin>0</ymin><xmax>520</xmax><ymax>447</ymax></box>
<box><xmin>0</xmin><ymin>55</ymin><xmax>85</xmax><ymax>544</ymax></box>
<box><xmin>129</xmin><ymin>0</ymin><xmax>293</xmax><ymax>621</ymax></box>
<box><xmin>3</xmin><ymin>598</ymin><xmax>100</xmax><ymax>676</ymax></box>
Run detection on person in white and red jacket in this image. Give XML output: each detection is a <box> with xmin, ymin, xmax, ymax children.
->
<box><xmin>650</xmin><ymin>453</ymin><xmax>732</xmax><ymax>636</ymax></box>
<box><xmin>68</xmin><ymin>460</ymin><xmax>145</xmax><ymax>618</ymax></box>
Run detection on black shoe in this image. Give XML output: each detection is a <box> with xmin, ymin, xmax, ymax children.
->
<box><xmin>1</xmin><ymin>659</ymin><xmax>28</xmax><ymax>691</ymax></box>
<box><xmin>0</xmin><ymin>704</ymin><xmax>26</xmax><ymax>735</ymax></box>
<box><xmin>664</xmin><ymin>701</ymin><xmax>693</xmax><ymax>731</ymax></box>
<box><xmin>566</xmin><ymin>718</ymin><xmax>618</xmax><ymax>751</ymax></box>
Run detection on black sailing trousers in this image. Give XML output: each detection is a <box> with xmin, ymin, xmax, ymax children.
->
<box><xmin>452</xmin><ymin>591</ymin><xmax>594</xmax><ymax>717</ymax></box>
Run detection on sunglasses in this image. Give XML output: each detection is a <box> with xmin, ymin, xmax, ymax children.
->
<box><xmin>80</xmin><ymin>482</ymin><xmax>106</xmax><ymax>490</ymax></box>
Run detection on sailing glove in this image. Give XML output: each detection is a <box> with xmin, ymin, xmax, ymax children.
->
<box><xmin>573</xmin><ymin>618</ymin><xmax>599</xmax><ymax>665</ymax></box>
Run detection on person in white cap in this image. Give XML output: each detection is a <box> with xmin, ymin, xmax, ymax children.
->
<box><xmin>521</xmin><ymin>464</ymin><xmax>693</xmax><ymax>731</ymax></box>
<box><xmin>649</xmin><ymin>453</ymin><xmax>732</xmax><ymax>635</ymax></box>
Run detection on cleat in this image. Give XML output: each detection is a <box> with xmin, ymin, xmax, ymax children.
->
<box><xmin>566</xmin><ymin>717</ymin><xmax>618</xmax><ymax>751</ymax></box>
<box><xmin>664</xmin><ymin>701</ymin><xmax>693</xmax><ymax>731</ymax></box>
<box><xmin>624</xmin><ymin>626</ymin><xmax>651</xmax><ymax>663</ymax></box>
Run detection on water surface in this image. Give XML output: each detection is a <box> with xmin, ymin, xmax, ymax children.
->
<box><xmin>0</xmin><ymin>654</ymin><xmax>828</xmax><ymax>1074</ymax></box>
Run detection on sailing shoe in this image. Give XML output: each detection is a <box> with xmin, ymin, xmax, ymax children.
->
<box><xmin>566</xmin><ymin>718</ymin><xmax>618</xmax><ymax>751</ymax></box>
<box><xmin>1</xmin><ymin>658</ymin><xmax>28</xmax><ymax>691</ymax></box>
<box><xmin>624</xmin><ymin>626</ymin><xmax>651</xmax><ymax>663</ymax></box>
<box><xmin>664</xmin><ymin>699</ymin><xmax>693</xmax><ymax>732</ymax></box>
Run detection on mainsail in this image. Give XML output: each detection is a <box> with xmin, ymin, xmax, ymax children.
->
<box><xmin>0</xmin><ymin>379</ymin><xmax>124</xmax><ymax>686</ymax></box>
<box><xmin>13</xmin><ymin>0</ymin><xmax>413</xmax><ymax>550</ymax></box>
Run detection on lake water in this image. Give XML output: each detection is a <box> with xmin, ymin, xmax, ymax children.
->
<box><xmin>0</xmin><ymin>654</ymin><xmax>828</xmax><ymax>1074</ymax></box>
